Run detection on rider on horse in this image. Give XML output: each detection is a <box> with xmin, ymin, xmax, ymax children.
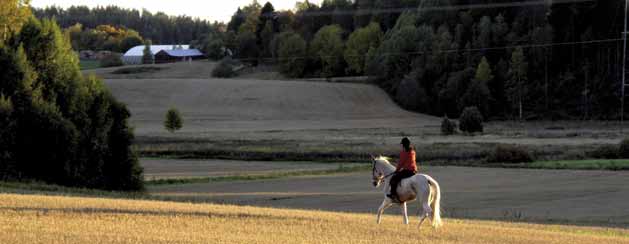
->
<box><xmin>387</xmin><ymin>137</ymin><xmax>418</xmax><ymax>202</ymax></box>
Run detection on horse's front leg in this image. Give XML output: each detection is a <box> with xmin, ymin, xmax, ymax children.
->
<box><xmin>376</xmin><ymin>198</ymin><xmax>392</xmax><ymax>224</ymax></box>
<box><xmin>401</xmin><ymin>202</ymin><xmax>409</xmax><ymax>225</ymax></box>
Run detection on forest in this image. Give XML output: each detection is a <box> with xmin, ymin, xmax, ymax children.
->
<box><xmin>0</xmin><ymin>1</ymin><xmax>143</xmax><ymax>190</ymax></box>
<box><xmin>30</xmin><ymin>1</ymin><xmax>628</xmax><ymax>120</ymax></box>
<box><xmin>32</xmin><ymin>5</ymin><xmax>219</xmax><ymax>45</ymax></box>
<box><xmin>208</xmin><ymin>0</ymin><xmax>625</xmax><ymax>120</ymax></box>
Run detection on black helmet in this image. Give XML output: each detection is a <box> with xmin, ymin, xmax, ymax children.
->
<box><xmin>400</xmin><ymin>137</ymin><xmax>411</xmax><ymax>146</ymax></box>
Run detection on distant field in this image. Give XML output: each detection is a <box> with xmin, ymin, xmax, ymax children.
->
<box><xmin>1</xmin><ymin>193</ymin><xmax>627</xmax><ymax>244</ymax></box>
<box><xmin>85</xmin><ymin>61</ymin><xmax>217</xmax><ymax>79</ymax></box>
<box><xmin>79</xmin><ymin>60</ymin><xmax>100</xmax><ymax>70</ymax></box>
<box><xmin>531</xmin><ymin>159</ymin><xmax>629</xmax><ymax>170</ymax></box>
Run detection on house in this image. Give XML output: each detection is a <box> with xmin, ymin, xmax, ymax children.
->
<box><xmin>154</xmin><ymin>49</ymin><xmax>205</xmax><ymax>63</ymax></box>
<box><xmin>121</xmin><ymin>44</ymin><xmax>191</xmax><ymax>65</ymax></box>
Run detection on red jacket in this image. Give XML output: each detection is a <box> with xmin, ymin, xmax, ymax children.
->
<box><xmin>397</xmin><ymin>150</ymin><xmax>417</xmax><ymax>172</ymax></box>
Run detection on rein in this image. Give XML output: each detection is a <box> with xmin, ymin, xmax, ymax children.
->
<box><xmin>372</xmin><ymin>160</ymin><xmax>396</xmax><ymax>183</ymax></box>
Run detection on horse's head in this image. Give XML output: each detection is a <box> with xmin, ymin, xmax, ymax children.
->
<box><xmin>370</xmin><ymin>155</ymin><xmax>389</xmax><ymax>188</ymax></box>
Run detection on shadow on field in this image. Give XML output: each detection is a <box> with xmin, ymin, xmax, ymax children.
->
<box><xmin>0</xmin><ymin>206</ymin><xmax>315</xmax><ymax>222</ymax></box>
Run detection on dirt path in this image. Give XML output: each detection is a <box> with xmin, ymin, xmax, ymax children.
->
<box><xmin>150</xmin><ymin>165</ymin><xmax>629</xmax><ymax>226</ymax></box>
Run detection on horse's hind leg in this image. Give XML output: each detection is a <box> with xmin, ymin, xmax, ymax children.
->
<box><xmin>417</xmin><ymin>183</ymin><xmax>433</xmax><ymax>228</ymax></box>
<box><xmin>376</xmin><ymin>198</ymin><xmax>393</xmax><ymax>224</ymax></box>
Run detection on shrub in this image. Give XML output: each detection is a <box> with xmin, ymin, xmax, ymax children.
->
<box><xmin>620</xmin><ymin>138</ymin><xmax>629</xmax><ymax>158</ymax></box>
<box><xmin>100</xmin><ymin>53</ymin><xmax>123</xmax><ymax>67</ymax></box>
<box><xmin>588</xmin><ymin>144</ymin><xmax>619</xmax><ymax>159</ymax></box>
<box><xmin>164</xmin><ymin>108</ymin><xmax>183</xmax><ymax>133</ymax></box>
<box><xmin>487</xmin><ymin>144</ymin><xmax>533</xmax><ymax>163</ymax></box>
<box><xmin>212</xmin><ymin>58</ymin><xmax>238</xmax><ymax>78</ymax></box>
<box><xmin>459</xmin><ymin>106</ymin><xmax>483</xmax><ymax>133</ymax></box>
<box><xmin>441</xmin><ymin>116</ymin><xmax>456</xmax><ymax>135</ymax></box>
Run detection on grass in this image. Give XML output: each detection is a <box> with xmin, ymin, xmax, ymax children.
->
<box><xmin>530</xmin><ymin>159</ymin><xmax>629</xmax><ymax>170</ymax></box>
<box><xmin>111</xmin><ymin>66</ymin><xmax>164</xmax><ymax>74</ymax></box>
<box><xmin>145</xmin><ymin>164</ymin><xmax>370</xmax><ymax>185</ymax></box>
<box><xmin>79</xmin><ymin>60</ymin><xmax>100</xmax><ymax>70</ymax></box>
<box><xmin>0</xmin><ymin>193</ymin><xmax>627</xmax><ymax>244</ymax></box>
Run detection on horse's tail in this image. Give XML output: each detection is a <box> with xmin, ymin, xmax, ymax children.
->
<box><xmin>427</xmin><ymin>176</ymin><xmax>442</xmax><ymax>228</ymax></box>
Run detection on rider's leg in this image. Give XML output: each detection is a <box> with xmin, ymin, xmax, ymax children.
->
<box><xmin>387</xmin><ymin>173</ymin><xmax>399</xmax><ymax>200</ymax></box>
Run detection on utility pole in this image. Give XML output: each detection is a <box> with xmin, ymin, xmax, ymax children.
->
<box><xmin>622</xmin><ymin>0</ymin><xmax>628</xmax><ymax>130</ymax></box>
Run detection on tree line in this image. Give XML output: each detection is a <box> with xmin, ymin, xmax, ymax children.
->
<box><xmin>64</xmin><ymin>23</ymin><xmax>144</xmax><ymax>53</ymax></box>
<box><xmin>0</xmin><ymin>0</ymin><xmax>143</xmax><ymax>190</ymax></box>
<box><xmin>32</xmin><ymin>5</ymin><xmax>219</xmax><ymax>45</ymax></box>
<box><xmin>198</xmin><ymin>0</ymin><xmax>625</xmax><ymax>120</ymax></box>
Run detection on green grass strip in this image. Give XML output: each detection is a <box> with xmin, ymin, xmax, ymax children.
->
<box><xmin>146</xmin><ymin>164</ymin><xmax>370</xmax><ymax>186</ymax></box>
<box><xmin>530</xmin><ymin>159</ymin><xmax>629</xmax><ymax>170</ymax></box>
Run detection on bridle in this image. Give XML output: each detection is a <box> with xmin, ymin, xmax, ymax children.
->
<box><xmin>372</xmin><ymin>160</ymin><xmax>395</xmax><ymax>185</ymax></box>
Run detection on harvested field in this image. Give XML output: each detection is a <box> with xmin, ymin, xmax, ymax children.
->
<box><xmin>105</xmin><ymin>78</ymin><xmax>434</xmax><ymax>135</ymax></box>
<box><xmin>1</xmin><ymin>193</ymin><xmax>627</xmax><ymax>244</ymax></box>
<box><xmin>149</xmin><ymin>164</ymin><xmax>629</xmax><ymax>227</ymax></box>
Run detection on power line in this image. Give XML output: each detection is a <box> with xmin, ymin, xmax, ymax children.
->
<box><xmin>232</xmin><ymin>37</ymin><xmax>622</xmax><ymax>62</ymax></box>
<box><xmin>252</xmin><ymin>0</ymin><xmax>593</xmax><ymax>18</ymax></box>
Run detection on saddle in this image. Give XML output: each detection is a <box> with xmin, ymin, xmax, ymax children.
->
<box><xmin>388</xmin><ymin>170</ymin><xmax>417</xmax><ymax>203</ymax></box>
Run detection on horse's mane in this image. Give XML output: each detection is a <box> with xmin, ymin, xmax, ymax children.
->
<box><xmin>374</xmin><ymin>156</ymin><xmax>393</xmax><ymax>165</ymax></box>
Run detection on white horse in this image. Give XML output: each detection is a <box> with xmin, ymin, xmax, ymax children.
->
<box><xmin>371</xmin><ymin>156</ymin><xmax>442</xmax><ymax>228</ymax></box>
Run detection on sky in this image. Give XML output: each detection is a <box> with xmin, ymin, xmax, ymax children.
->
<box><xmin>30</xmin><ymin>0</ymin><xmax>324</xmax><ymax>23</ymax></box>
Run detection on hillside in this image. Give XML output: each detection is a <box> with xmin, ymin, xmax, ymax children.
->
<box><xmin>1</xmin><ymin>193</ymin><xmax>627</xmax><ymax>244</ymax></box>
<box><xmin>104</xmin><ymin>78</ymin><xmax>438</xmax><ymax>135</ymax></box>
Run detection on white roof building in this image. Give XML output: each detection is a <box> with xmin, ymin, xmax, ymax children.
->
<box><xmin>122</xmin><ymin>45</ymin><xmax>191</xmax><ymax>65</ymax></box>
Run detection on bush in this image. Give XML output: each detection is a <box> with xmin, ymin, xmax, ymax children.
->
<box><xmin>459</xmin><ymin>106</ymin><xmax>483</xmax><ymax>133</ymax></box>
<box><xmin>212</xmin><ymin>58</ymin><xmax>238</xmax><ymax>78</ymax></box>
<box><xmin>620</xmin><ymin>138</ymin><xmax>629</xmax><ymax>158</ymax></box>
<box><xmin>99</xmin><ymin>53</ymin><xmax>123</xmax><ymax>67</ymax></box>
<box><xmin>441</xmin><ymin>116</ymin><xmax>456</xmax><ymax>135</ymax></box>
<box><xmin>588</xmin><ymin>144</ymin><xmax>619</xmax><ymax>159</ymax></box>
<box><xmin>164</xmin><ymin>108</ymin><xmax>183</xmax><ymax>133</ymax></box>
<box><xmin>487</xmin><ymin>144</ymin><xmax>533</xmax><ymax>163</ymax></box>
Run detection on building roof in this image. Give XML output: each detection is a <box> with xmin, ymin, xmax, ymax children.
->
<box><xmin>156</xmin><ymin>49</ymin><xmax>204</xmax><ymax>57</ymax></box>
<box><xmin>123</xmin><ymin>45</ymin><xmax>190</xmax><ymax>56</ymax></box>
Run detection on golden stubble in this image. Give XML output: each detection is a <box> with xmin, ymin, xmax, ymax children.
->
<box><xmin>0</xmin><ymin>193</ymin><xmax>627</xmax><ymax>244</ymax></box>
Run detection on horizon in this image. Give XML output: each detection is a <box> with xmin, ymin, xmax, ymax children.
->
<box><xmin>30</xmin><ymin>0</ymin><xmax>324</xmax><ymax>23</ymax></box>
